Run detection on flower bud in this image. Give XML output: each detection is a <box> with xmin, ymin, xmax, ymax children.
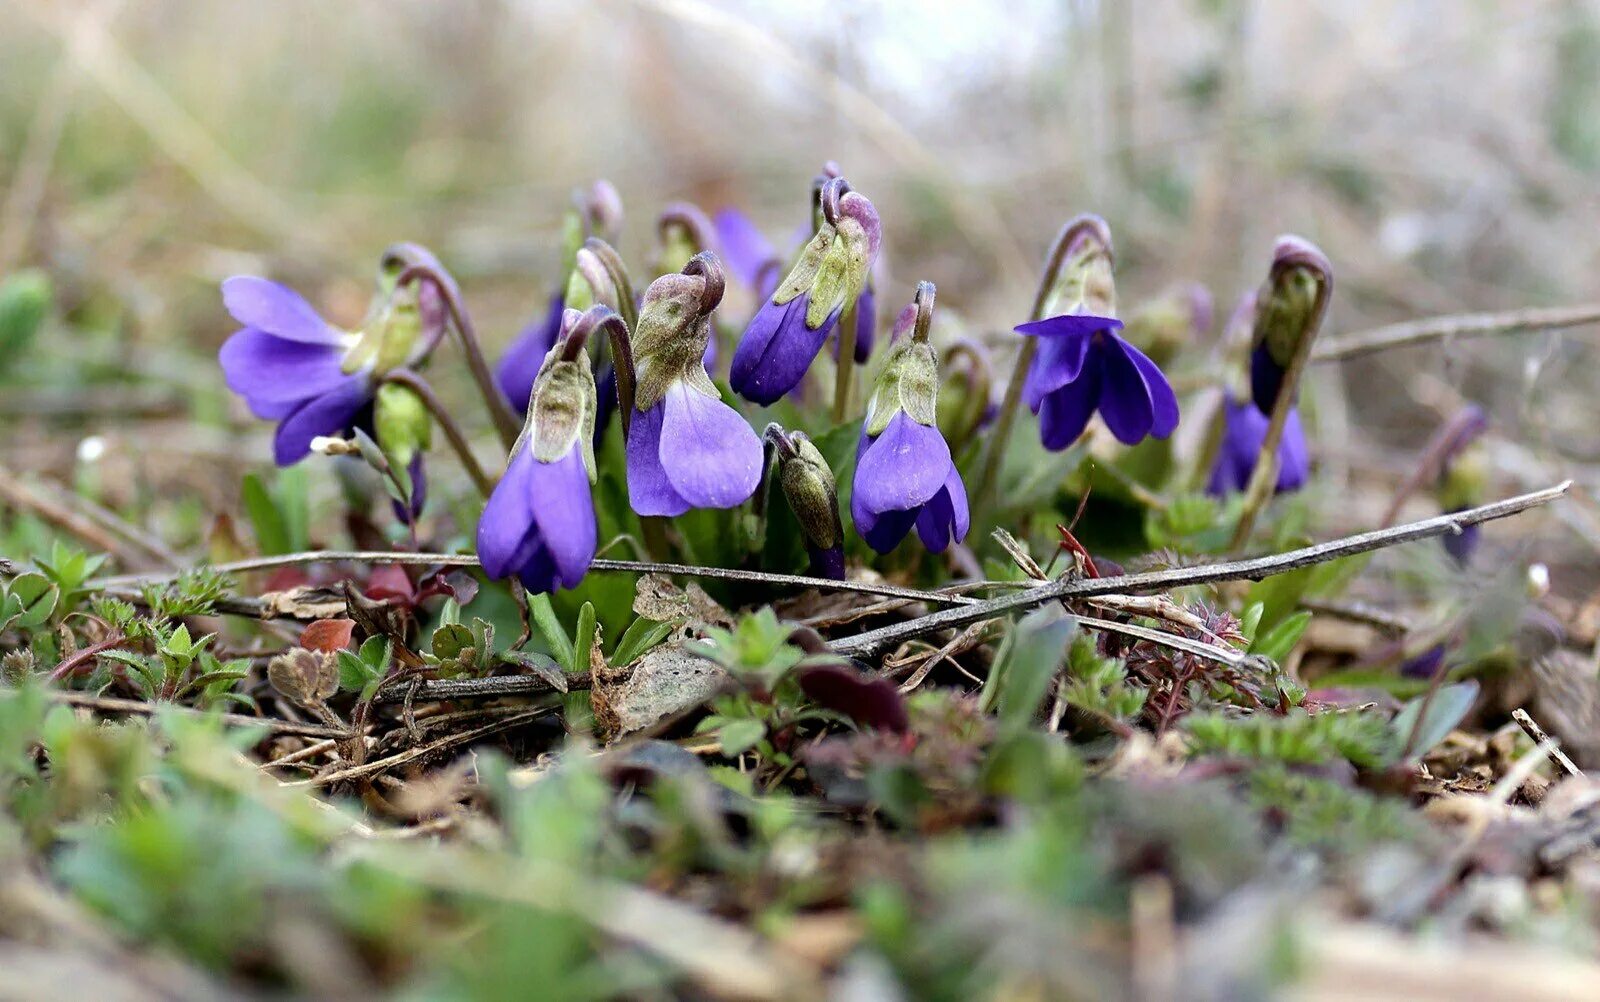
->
<box><xmin>374</xmin><ymin>382</ymin><xmax>433</xmax><ymax>469</ymax></box>
<box><xmin>527</xmin><ymin>309</ymin><xmax>599</xmax><ymax>481</ymax></box>
<box><xmin>864</xmin><ymin>292</ymin><xmax>938</xmax><ymax>437</ymax></box>
<box><xmin>767</xmin><ymin>424</ymin><xmax>844</xmax><ymax>579</ymax></box>
<box><xmin>730</xmin><ymin>178</ymin><xmax>880</xmax><ymax>404</ymax></box>
<box><xmin>938</xmin><ymin>334</ymin><xmax>998</xmax><ymax>447</ymax></box>
<box><xmin>632</xmin><ymin>266</ymin><xmax>722</xmax><ymax>411</ymax></box>
<box><xmin>562</xmin><ymin>245</ymin><xmax>620</xmax><ymax>314</ymax></box>
<box><xmin>1249</xmin><ymin>236</ymin><xmax>1332</xmax><ymax>413</ymax></box>
<box><xmin>562</xmin><ymin>180</ymin><xmax>625</xmax><ymax>272</ymax></box>
<box><xmin>656</xmin><ymin>202</ymin><xmax>716</xmax><ymax>275</ymax></box>
<box><xmin>1122</xmin><ymin>281</ymin><xmax>1212</xmax><ymax>368</ymax></box>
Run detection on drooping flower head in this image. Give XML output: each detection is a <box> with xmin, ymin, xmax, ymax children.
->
<box><xmin>765</xmin><ymin>423</ymin><xmax>846</xmax><ymax>579</ymax></box>
<box><xmin>497</xmin><ymin>180</ymin><xmax>624</xmax><ymax>412</ymax></box>
<box><xmin>218</xmin><ymin>243</ymin><xmax>444</xmax><ymax>468</ymax></box>
<box><xmin>626</xmin><ymin>253</ymin><xmax>763</xmax><ymax>516</ymax></box>
<box><xmin>1013</xmin><ymin>215</ymin><xmax>1179</xmax><ymax>451</ymax></box>
<box><xmin>1207</xmin><ymin>393</ymin><xmax>1310</xmax><ymax>497</ymax></box>
<box><xmin>937</xmin><ymin>332</ymin><xmax>999</xmax><ymax>450</ymax></box>
<box><xmin>1248</xmin><ymin>236</ymin><xmax>1333</xmax><ymax>414</ymax></box>
<box><xmin>477</xmin><ymin>306</ymin><xmax>612</xmax><ymax>594</ymax></box>
<box><xmin>730</xmin><ymin>175</ymin><xmax>880</xmax><ymax>404</ymax></box>
<box><xmin>851</xmin><ymin>282</ymin><xmax>970</xmax><ymax>554</ymax></box>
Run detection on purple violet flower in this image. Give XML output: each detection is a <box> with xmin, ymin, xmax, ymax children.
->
<box><xmin>851</xmin><ymin>283</ymin><xmax>970</xmax><ymax>554</ymax></box>
<box><xmin>1015</xmin><ymin>314</ymin><xmax>1180</xmax><ymax>451</ymax></box>
<box><xmin>730</xmin><ymin>178</ymin><xmax>880</xmax><ymax>405</ymax></box>
<box><xmin>627</xmin><ymin>255</ymin><xmax>762</xmax><ymax>516</ymax></box>
<box><xmin>1206</xmin><ymin>393</ymin><xmax>1310</xmax><ymax>496</ymax></box>
<box><xmin>476</xmin><ymin>307</ymin><xmax>606</xmax><ymax>594</ymax></box>
<box><xmin>220</xmin><ymin>275</ymin><xmax>419</xmax><ymax>467</ymax></box>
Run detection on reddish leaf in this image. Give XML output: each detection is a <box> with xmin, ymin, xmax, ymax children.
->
<box><xmin>365</xmin><ymin>565</ymin><xmax>416</xmax><ymax>604</ymax></box>
<box><xmin>799</xmin><ymin>662</ymin><xmax>909</xmax><ymax>733</ymax></box>
<box><xmin>299</xmin><ymin>618</ymin><xmax>355</xmax><ymax>653</ymax></box>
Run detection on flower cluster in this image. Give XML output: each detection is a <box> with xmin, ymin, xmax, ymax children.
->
<box><xmin>218</xmin><ymin>174</ymin><xmax>1338</xmax><ymax>608</ymax></box>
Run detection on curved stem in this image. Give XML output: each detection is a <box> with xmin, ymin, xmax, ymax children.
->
<box><xmin>381</xmin><ymin>370</ymin><xmax>496</xmax><ymax>499</ymax></box>
<box><xmin>583</xmin><ymin>238</ymin><xmax>637</xmax><ymax>334</ymax></box>
<box><xmin>832</xmin><ymin>302</ymin><xmax>859</xmax><ymax>424</ymax></box>
<box><xmin>394</xmin><ymin>264</ymin><xmax>520</xmax><ymax>450</ymax></box>
<box><xmin>974</xmin><ymin>216</ymin><xmax>1111</xmax><ymax>509</ymax></box>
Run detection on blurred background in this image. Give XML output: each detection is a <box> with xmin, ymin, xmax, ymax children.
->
<box><xmin>1</xmin><ymin>0</ymin><xmax>1598</xmax><ymax>577</ymax></box>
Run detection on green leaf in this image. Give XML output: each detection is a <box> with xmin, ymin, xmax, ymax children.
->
<box><xmin>987</xmin><ymin>609</ymin><xmax>1076</xmax><ymax>731</ymax></box>
<box><xmin>336</xmin><ymin>650</ymin><xmax>378</xmax><ymax>692</ymax></box>
<box><xmin>358</xmin><ymin>635</ymin><xmax>392</xmax><ymax>675</ymax></box>
<box><xmin>469</xmin><ymin>618</ymin><xmax>496</xmax><ymax>672</ymax></box>
<box><xmin>1237</xmin><ymin>602</ymin><xmax>1265</xmax><ymax>646</ymax></box>
<box><xmin>431</xmin><ymin>623</ymin><xmax>474</xmax><ymax>662</ymax></box>
<box><xmin>1251</xmin><ymin>610</ymin><xmax>1312</xmax><ymax>662</ymax></box>
<box><xmin>241</xmin><ymin>474</ymin><xmax>288</xmax><ymax>556</ymax></box>
<box><xmin>612</xmin><ymin>617</ymin><xmax>676</xmax><ymax>668</ymax></box>
<box><xmin>5</xmin><ymin>573</ymin><xmax>56</xmax><ymax>628</ymax></box>
<box><xmin>274</xmin><ymin>466</ymin><xmax>311</xmax><ymax>553</ymax></box>
<box><xmin>1393</xmin><ymin>680</ymin><xmax>1479</xmax><ymax>762</ymax></box>
<box><xmin>528</xmin><ymin>592</ymin><xmax>575</xmax><ymax>671</ymax></box>
<box><xmin>718</xmin><ymin>718</ymin><xmax>766</xmax><ymax>757</ymax></box>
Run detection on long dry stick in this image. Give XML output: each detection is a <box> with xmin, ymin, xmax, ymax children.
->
<box><xmin>90</xmin><ymin>554</ymin><xmax>1005</xmax><ymax>607</ymax></box>
<box><xmin>829</xmin><ymin>481</ymin><xmax>1569</xmax><ymax>657</ymax></box>
<box><xmin>1312</xmin><ymin>304</ymin><xmax>1600</xmax><ymax>362</ymax></box>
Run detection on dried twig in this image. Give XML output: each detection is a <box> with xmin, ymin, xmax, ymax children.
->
<box><xmin>1313</xmin><ymin>303</ymin><xmax>1600</xmax><ymax>362</ymax></box>
<box><xmin>830</xmin><ymin>482</ymin><xmax>1569</xmax><ymax>657</ymax></box>
<box><xmin>90</xmin><ymin>553</ymin><xmax>1002</xmax><ymax>608</ymax></box>
<box><xmin>1512</xmin><ymin>708</ymin><xmax>1583</xmax><ymax>778</ymax></box>
<box><xmin>371</xmin><ymin>671</ymin><xmax>591</xmax><ymax>704</ymax></box>
<box><xmin>281</xmin><ymin>704</ymin><xmax>557</xmax><ymax>788</ymax></box>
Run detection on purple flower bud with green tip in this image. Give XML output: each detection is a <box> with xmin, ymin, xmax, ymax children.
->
<box><xmin>851</xmin><ymin>283</ymin><xmax>970</xmax><ymax>554</ymax></box>
<box><xmin>477</xmin><ymin>306</ymin><xmax>609</xmax><ymax>594</ymax></box>
<box><xmin>627</xmin><ymin>254</ymin><xmax>762</xmax><ymax>516</ymax></box>
<box><xmin>1207</xmin><ymin>393</ymin><xmax>1309</xmax><ymax>496</ymax></box>
<box><xmin>730</xmin><ymin>177</ymin><xmax>881</xmax><ymax>404</ymax></box>
<box><xmin>219</xmin><ymin>249</ymin><xmax>441</xmax><ymax>467</ymax></box>
<box><xmin>1014</xmin><ymin>217</ymin><xmax>1178</xmax><ymax>451</ymax></box>
<box><xmin>1248</xmin><ymin>236</ymin><xmax>1333</xmax><ymax>414</ymax></box>
<box><xmin>766</xmin><ymin>423</ymin><xmax>845</xmax><ymax>579</ymax></box>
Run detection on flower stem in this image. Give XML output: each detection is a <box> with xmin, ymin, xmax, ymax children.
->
<box><xmin>395</xmin><ymin>263</ymin><xmax>521</xmax><ymax>451</ymax></box>
<box><xmin>381</xmin><ymin>370</ymin><xmax>496</xmax><ymax>499</ymax></box>
<box><xmin>972</xmin><ymin>220</ymin><xmax>1084</xmax><ymax>508</ymax></box>
<box><xmin>832</xmin><ymin>302</ymin><xmax>859</xmax><ymax>424</ymax></box>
